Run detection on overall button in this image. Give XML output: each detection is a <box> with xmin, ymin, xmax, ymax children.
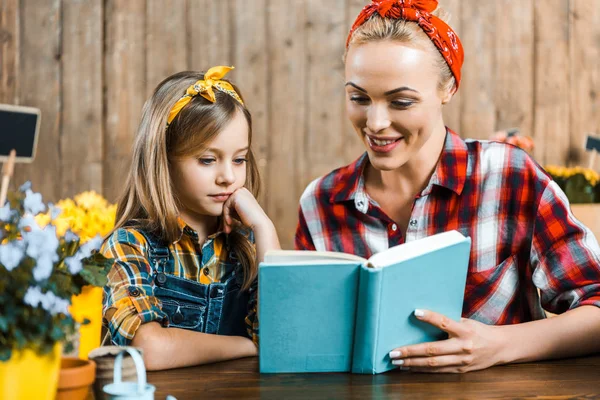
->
<box><xmin>203</xmin><ymin>267</ymin><xmax>210</xmax><ymax>276</ymax></box>
<box><xmin>409</xmin><ymin>219</ymin><xmax>418</xmax><ymax>227</ymax></box>
<box><xmin>172</xmin><ymin>312</ymin><xmax>184</xmax><ymax>324</ymax></box>
<box><xmin>128</xmin><ymin>286</ymin><xmax>140</xmax><ymax>297</ymax></box>
<box><xmin>155</xmin><ymin>273</ymin><xmax>167</xmax><ymax>286</ymax></box>
<box><xmin>210</xmin><ymin>286</ymin><xmax>224</xmax><ymax>298</ymax></box>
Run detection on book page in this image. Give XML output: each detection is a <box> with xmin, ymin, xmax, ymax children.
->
<box><xmin>264</xmin><ymin>250</ymin><xmax>366</xmax><ymax>264</ymax></box>
<box><xmin>367</xmin><ymin>230</ymin><xmax>467</xmax><ymax>268</ymax></box>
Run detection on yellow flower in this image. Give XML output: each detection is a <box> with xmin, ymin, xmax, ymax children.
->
<box><xmin>37</xmin><ymin>192</ymin><xmax>116</xmax><ymax>243</ymax></box>
<box><xmin>544</xmin><ymin>165</ymin><xmax>599</xmax><ymax>186</ymax></box>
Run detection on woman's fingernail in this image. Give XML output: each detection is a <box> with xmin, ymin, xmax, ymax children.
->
<box><xmin>392</xmin><ymin>359</ymin><xmax>405</xmax><ymax>366</ymax></box>
<box><xmin>399</xmin><ymin>366</ymin><xmax>410</xmax><ymax>371</ymax></box>
<box><xmin>389</xmin><ymin>351</ymin><xmax>402</xmax><ymax>358</ymax></box>
<box><xmin>414</xmin><ymin>309</ymin><xmax>425</xmax><ymax>318</ymax></box>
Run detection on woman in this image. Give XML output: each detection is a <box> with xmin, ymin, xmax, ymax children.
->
<box><xmin>295</xmin><ymin>0</ymin><xmax>600</xmax><ymax>373</ymax></box>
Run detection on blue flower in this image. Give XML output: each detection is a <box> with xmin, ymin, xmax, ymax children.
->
<box><xmin>19</xmin><ymin>214</ymin><xmax>41</xmax><ymax>232</ymax></box>
<box><xmin>79</xmin><ymin>235</ymin><xmax>104</xmax><ymax>258</ymax></box>
<box><xmin>23</xmin><ymin>286</ymin><xmax>70</xmax><ymax>316</ymax></box>
<box><xmin>32</xmin><ymin>254</ymin><xmax>55</xmax><ymax>281</ymax></box>
<box><xmin>23</xmin><ymin>225</ymin><xmax>59</xmax><ymax>281</ymax></box>
<box><xmin>0</xmin><ymin>241</ymin><xmax>25</xmax><ymax>271</ymax></box>
<box><xmin>65</xmin><ymin>256</ymin><xmax>83</xmax><ymax>274</ymax></box>
<box><xmin>0</xmin><ymin>203</ymin><xmax>12</xmax><ymax>222</ymax></box>
<box><xmin>19</xmin><ymin>181</ymin><xmax>32</xmax><ymax>192</ymax></box>
<box><xmin>64</xmin><ymin>234</ymin><xmax>103</xmax><ymax>275</ymax></box>
<box><xmin>23</xmin><ymin>189</ymin><xmax>46</xmax><ymax>215</ymax></box>
<box><xmin>49</xmin><ymin>204</ymin><xmax>62</xmax><ymax>220</ymax></box>
<box><xmin>65</xmin><ymin>230</ymin><xmax>79</xmax><ymax>243</ymax></box>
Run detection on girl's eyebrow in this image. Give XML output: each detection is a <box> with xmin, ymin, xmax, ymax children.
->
<box><xmin>204</xmin><ymin>146</ymin><xmax>249</xmax><ymax>154</ymax></box>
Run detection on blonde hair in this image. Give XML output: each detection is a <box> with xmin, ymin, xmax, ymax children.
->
<box><xmin>345</xmin><ymin>8</ymin><xmax>456</xmax><ymax>96</ymax></box>
<box><xmin>114</xmin><ymin>71</ymin><xmax>260</xmax><ymax>291</ymax></box>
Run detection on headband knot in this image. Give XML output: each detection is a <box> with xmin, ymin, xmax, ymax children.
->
<box><xmin>167</xmin><ymin>66</ymin><xmax>244</xmax><ymax>126</ymax></box>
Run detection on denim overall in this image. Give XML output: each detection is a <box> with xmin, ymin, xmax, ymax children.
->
<box><xmin>136</xmin><ymin>228</ymin><xmax>250</xmax><ymax>337</ymax></box>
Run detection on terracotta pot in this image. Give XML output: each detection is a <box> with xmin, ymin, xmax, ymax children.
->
<box><xmin>56</xmin><ymin>357</ymin><xmax>96</xmax><ymax>400</ymax></box>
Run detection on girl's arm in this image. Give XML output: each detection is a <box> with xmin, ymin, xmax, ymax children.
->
<box><xmin>132</xmin><ymin>321</ymin><xmax>257</xmax><ymax>371</ymax></box>
<box><xmin>223</xmin><ymin>187</ymin><xmax>281</xmax><ymax>259</ymax></box>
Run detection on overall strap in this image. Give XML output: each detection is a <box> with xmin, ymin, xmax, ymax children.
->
<box><xmin>122</xmin><ymin>221</ymin><xmax>170</xmax><ymax>273</ymax></box>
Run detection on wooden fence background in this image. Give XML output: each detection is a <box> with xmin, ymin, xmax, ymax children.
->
<box><xmin>1</xmin><ymin>0</ymin><xmax>599</xmax><ymax>248</ymax></box>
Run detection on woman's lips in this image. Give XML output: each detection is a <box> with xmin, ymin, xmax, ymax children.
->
<box><xmin>366</xmin><ymin>135</ymin><xmax>404</xmax><ymax>153</ymax></box>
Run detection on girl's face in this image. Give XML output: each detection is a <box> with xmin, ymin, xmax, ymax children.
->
<box><xmin>171</xmin><ymin>110</ymin><xmax>249</xmax><ymax>219</ymax></box>
<box><xmin>344</xmin><ymin>40</ymin><xmax>452</xmax><ymax>172</ymax></box>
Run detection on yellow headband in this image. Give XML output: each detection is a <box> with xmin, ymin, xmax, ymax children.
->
<box><xmin>167</xmin><ymin>66</ymin><xmax>244</xmax><ymax>125</ymax></box>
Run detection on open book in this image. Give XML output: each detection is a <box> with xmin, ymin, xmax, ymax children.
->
<box><xmin>258</xmin><ymin>230</ymin><xmax>471</xmax><ymax>374</ymax></box>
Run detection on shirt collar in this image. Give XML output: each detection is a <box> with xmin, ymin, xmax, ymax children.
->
<box><xmin>330</xmin><ymin>128</ymin><xmax>468</xmax><ymax>204</ymax></box>
<box><xmin>174</xmin><ymin>216</ymin><xmax>224</xmax><ymax>246</ymax></box>
<box><xmin>429</xmin><ymin>128</ymin><xmax>468</xmax><ymax>195</ymax></box>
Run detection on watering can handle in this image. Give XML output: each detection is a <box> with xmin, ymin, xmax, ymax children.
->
<box><xmin>113</xmin><ymin>347</ymin><xmax>147</xmax><ymax>394</ymax></box>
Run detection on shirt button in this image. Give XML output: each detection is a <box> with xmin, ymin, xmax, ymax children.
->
<box><xmin>203</xmin><ymin>267</ymin><xmax>210</xmax><ymax>276</ymax></box>
<box><xmin>128</xmin><ymin>286</ymin><xmax>140</xmax><ymax>297</ymax></box>
<box><xmin>409</xmin><ymin>219</ymin><xmax>418</xmax><ymax>227</ymax></box>
<box><xmin>391</xmin><ymin>224</ymin><xmax>398</xmax><ymax>232</ymax></box>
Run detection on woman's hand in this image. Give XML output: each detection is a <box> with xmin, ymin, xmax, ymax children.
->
<box><xmin>222</xmin><ymin>187</ymin><xmax>271</xmax><ymax>234</ymax></box>
<box><xmin>389</xmin><ymin>309</ymin><xmax>506</xmax><ymax>373</ymax></box>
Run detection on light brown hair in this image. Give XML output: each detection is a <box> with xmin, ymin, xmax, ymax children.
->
<box><xmin>114</xmin><ymin>71</ymin><xmax>260</xmax><ymax>291</ymax></box>
<box><xmin>345</xmin><ymin>8</ymin><xmax>456</xmax><ymax>96</ymax></box>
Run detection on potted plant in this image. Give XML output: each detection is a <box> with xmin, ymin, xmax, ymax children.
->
<box><xmin>543</xmin><ymin>166</ymin><xmax>600</xmax><ymax>240</ymax></box>
<box><xmin>36</xmin><ymin>190</ymin><xmax>117</xmax><ymax>360</ymax></box>
<box><xmin>0</xmin><ymin>182</ymin><xmax>112</xmax><ymax>400</ymax></box>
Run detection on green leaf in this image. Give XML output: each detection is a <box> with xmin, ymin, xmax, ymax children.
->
<box><xmin>0</xmin><ymin>348</ymin><xmax>12</xmax><ymax>362</ymax></box>
<box><xmin>78</xmin><ymin>252</ymin><xmax>113</xmax><ymax>287</ymax></box>
<box><xmin>565</xmin><ymin>174</ymin><xmax>596</xmax><ymax>204</ymax></box>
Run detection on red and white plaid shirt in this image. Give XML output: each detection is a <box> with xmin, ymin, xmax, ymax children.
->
<box><xmin>295</xmin><ymin>129</ymin><xmax>600</xmax><ymax>324</ymax></box>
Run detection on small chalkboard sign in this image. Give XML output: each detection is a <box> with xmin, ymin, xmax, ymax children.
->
<box><xmin>0</xmin><ymin>103</ymin><xmax>41</xmax><ymax>163</ymax></box>
<box><xmin>585</xmin><ymin>135</ymin><xmax>600</xmax><ymax>152</ymax></box>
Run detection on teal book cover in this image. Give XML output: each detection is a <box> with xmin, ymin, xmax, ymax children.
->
<box><xmin>259</xmin><ymin>230</ymin><xmax>471</xmax><ymax>374</ymax></box>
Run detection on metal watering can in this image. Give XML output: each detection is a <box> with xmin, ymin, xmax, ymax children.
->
<box><xmin>103</xmin><ymin>347</ymin><xmax>176</xmax><ymax>400</ymax></box>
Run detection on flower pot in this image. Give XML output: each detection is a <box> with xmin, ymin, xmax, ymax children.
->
<box><xmin>0</xmin><ymin>342</ymin><xmax>62</xmax><ymax>400</ymax></box>
<box><xmin>56</xmin><ymin>357</ymin><xmax>96</xmax><ymax>400</ymax></box>
<box><xmin>71</xmin><ymin>285</ymin><xmax>104</xmax><ymax>359</ymax></box>
<box><xmin>571</xmin><ymin>204</ymin><xmax>600</xmax><ymax>242</ymax></box>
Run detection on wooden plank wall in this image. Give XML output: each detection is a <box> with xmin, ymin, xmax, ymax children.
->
<box><xmin>1</xmin><ymin>0</ymin><xmax>599</xmax><ymax>249</ymax></box>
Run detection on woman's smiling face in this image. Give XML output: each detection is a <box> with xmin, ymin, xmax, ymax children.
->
<box><xmin>345</xmin><ymin>40</ymin><xmax>452</xmax><ymax>172</ymax></box>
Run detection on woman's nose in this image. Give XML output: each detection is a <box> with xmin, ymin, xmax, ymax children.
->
<box><xmin>365</xmin><ymin>104</ymin><xmax>391</xmax><ymax>133</ymax></box>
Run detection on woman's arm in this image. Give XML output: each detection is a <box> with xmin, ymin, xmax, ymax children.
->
<box><xmin>388</xmin><ymin>305</ymin><xmax>600</xmax><ymax>373</ymax></box>
<box><xmin>498</xmin><ymin>305</ymin><xmax>600</xmax><ymax>364</ymax></box>
<box><xmin>132</xmin><ymin>322</ymin><xmax>257</xmax><ymax>371</ymax></box>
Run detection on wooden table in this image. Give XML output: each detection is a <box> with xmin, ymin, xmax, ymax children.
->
<box><xmin>147</xmin><ymin>355</ymin><xmax>600</xmax><ymax>399</ymax></box>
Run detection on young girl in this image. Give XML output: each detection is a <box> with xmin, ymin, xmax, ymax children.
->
<box><xmin>101</xmin><ymin>66</ymin><xmax>280</xmax><ymax>371</ymax></box>
<box><xmin>296</xmin><ymin>0</ymin><xmax>600</xmax><ymax>373</ymax></box>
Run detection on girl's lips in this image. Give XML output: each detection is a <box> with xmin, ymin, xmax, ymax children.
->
<box><xmin>209</xmin><ymin>193</ymin><xmax>232</xmax><ymax>202</ymax></box>
<box><xmin>366</xmin><ymin>135</ymin><xmax>404</xmax><ymax>153</ymax></box>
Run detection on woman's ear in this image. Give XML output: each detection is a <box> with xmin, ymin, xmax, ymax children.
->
<box><xmin>441</xmin><ymin>85</ymin><xmax>458</xmax><ymax>105</ymax></box>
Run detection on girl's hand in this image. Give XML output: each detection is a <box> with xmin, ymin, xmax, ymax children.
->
<box><xmin>222</xmin><ymin>187</ymin><xmax>271</xmax><ymax>234</ymax></box>
<box><xmin>389</xmin><ymin>310</ymin><xmax>505</xmax><ymax>373</ymax></box>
